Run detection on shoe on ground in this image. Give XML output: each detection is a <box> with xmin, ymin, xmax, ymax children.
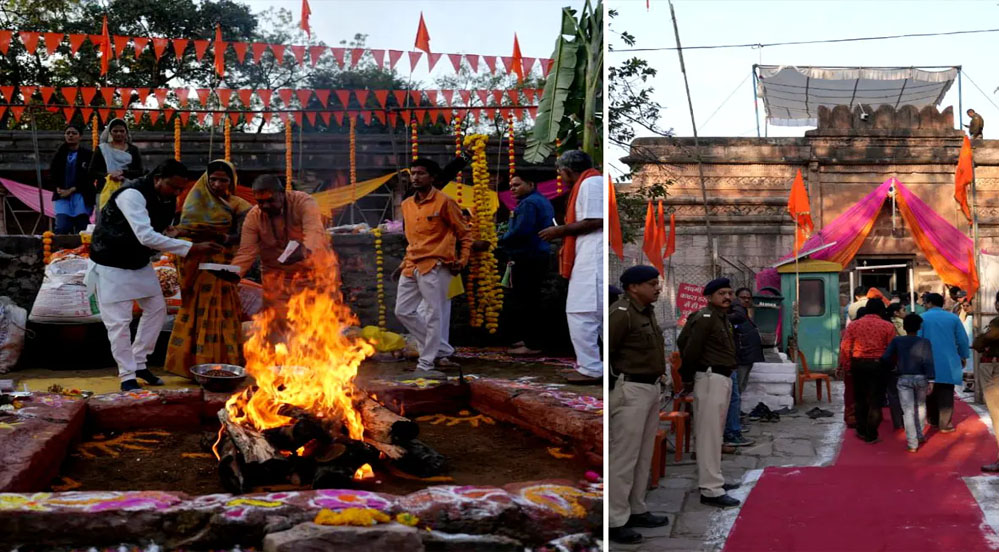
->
<box><xmin>511</xmin><ymin>341</ymin><xmax>525</xmax><ymax>348</ymax></box>
<box><xmin>135</xmin><ymin>369</ymin><xmax>164</xmax><ymax>386</ymax></box>
<box><xmin>507</xmin><ymin>346</ymin><xmax>542</xmax><ymax>356</ymax></box>
<box><xmin>724</xmin><ymin>435</ymin><xmax>756</xmax><ymax>447</ymax></box>
<box><xmin>721</xmin><ymin>444</ymin><xmax>737</xmax><ymax>454</ymax></box>
<box><xmin>700</xmin><ymin>494</ymin><xmax>741</xmax><ymax>508</ymax></box>
<box><xmin>563</xmin><ymin>371</ymin><xmax>602</xmax><ymax>385</ymax></box>
<box><xmin>413</xmin><ymin>369</ymin><xmax>448</xmax><ymax>380</ymax></box>
<box><xmin>435</xmin><ymin>357</ymin><xmax>461</xmax><ymax>369</ymax></box>
<box><xmin>609</xmin><ymin>526</ymin><xmax>643</xmax><ymax>544</ymax></box>
<box><xmin>940</xmin><ymin>426</ymin><xmax>956</xmax><ymax>433</ymax></box>
<box><xmin>120</xmin><ymin>379</ymin><xmax>142</xmax><ymax>392</ymax></box>
<box><xmin>907</xmin><ymin>447</ymin><xmax>918</xmax><ymax>453</ymax></box>
<box><xmin>864</xmin><ymin>436</ymin><xmax>881</xmax><ymax>444</ymax></box>
<box><xmin>625</xmin><ymin>511</ymin><xmax>669</xmax><ymax>528</ymax></box>
<box><xmin>723</xmin><ymin>482</ymin><xmax>741</xmax><ymax>491</ymax></box>
<box><xmin>982</xmin><ymin>462</ymin><xmax>999</xmax><ymax>473</ymax></box>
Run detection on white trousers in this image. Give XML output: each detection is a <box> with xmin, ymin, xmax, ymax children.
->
<box><xmin>395</xmin><ymin>266</ymin><xmax>451</xmax><ymax>371</ymax></box>
<box><xmin>567</xmin><ymin>311</ymin><xmax>602</xmax><ymax>377</ymax></box>
<box><xmin>418</xmin><ymin>295</ymin><xmax>454</xmax><ymax>357</ymax></box>
<box><xmin>98</xmin><ymin>293</ymin><xmax>166</xmax><ymax>382</ymax></box>
<box><xmin>694</xmin><ymin>370</ymin><xmax>732</xmax><ymax>497</ymax></box>
<box><xmin>609</xmin><ymin>381</ymin><xmax>662</xmax><ymax>527</ymax></box>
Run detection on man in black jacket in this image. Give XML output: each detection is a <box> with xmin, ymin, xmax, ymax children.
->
<box><xmin>86</xmin><ymin>160</ymin><xmax>220</xmax><ymax>391</ymax></box>
<box><xmin>724</xmin><ymin>289</ymin><xmax>765</xmax><ymax>447</ymax></box>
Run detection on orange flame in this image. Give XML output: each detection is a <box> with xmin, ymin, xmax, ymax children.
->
<box><xmin>225</xmin><ymin>249</ymin><xmax>375</xmax><ymax>441</ymax></box>
<box><xmin>353</xmin><ymin>463</ymin><xmax>374</xmax><ymax>480</ymax></box>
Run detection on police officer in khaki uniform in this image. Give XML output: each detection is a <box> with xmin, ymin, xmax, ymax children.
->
<box><xmin>608</xmin><ymin>265</ymin><xmax>671</xmax><ymax>545</ymax></box>
<box><xmin>677</xmin><ymin>277</ymin><xmax>741</xmax><ymax>508</ymax></box>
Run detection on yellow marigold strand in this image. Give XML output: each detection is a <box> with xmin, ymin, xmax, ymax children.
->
<box><xmin>410</xmin><ymin>119</ymin><xmax>418</xmax><ymax>161</ymax></box>
<box><xmin>507</xmin><ymin>112</ymin><xmax>516</xmax><ymax>178</ymax></box>
<box><xmin>91</xmin><ymin>115</ymin><xmax>99</xmax><ymax>149</ymax></box>
<box><xmin>555</xmin><ymin>138</ymin><xmax>562</xmax><ymax>195</ymax></box>
<box><xmin>285</xmin><ymin>122</ymin><xmax>293</xmax><ymax>191</ymax></box>
<box><xmin>224</xmin><ymin>116</ymin><xmax>232</xmax><ymax>162</ymax></box>
<box><xmin>462</xmin><ymin>134</ymin><xmax>503</xmax><ymax>333</ymax></box>
<box><xmin>349</xmin><ymin>115</ymin><xmax>357</xmax><ymax>192</ymax></box>
<box><xmin>173</xmin><ymin>117</ymin><xmax>181</xmax><ymax>161</ymax></box>
<box><xmin>374</xmin><ymin>227</ymin><xmax>386</xmax><ymax>330</ymax></box>
<box><xmin>454</xmin><ymin>115</ymin><xmax>463</xmax><ymax>205</ymax></box>
<box><xmin>42</xmin><ymin>231</ymin><xmax>53</xmax><ymax>264</ymax></box>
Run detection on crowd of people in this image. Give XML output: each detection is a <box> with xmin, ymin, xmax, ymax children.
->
<box><xmin>46</xmin><ymin>120</ymin><xmax>605</xmax><ymax>391</ymax></box>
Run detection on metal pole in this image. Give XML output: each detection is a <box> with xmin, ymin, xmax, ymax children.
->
<box><xmin>958</xmin><ymin>67</ymin><xmax>964</xmax><ymax>131</ymax></box>
<box><xmin>669</xmin><ymin>0</ymin><xmax>715</xmax><ymax>276</ymax></box>
<box><xmin>908</xmin><ymin>264</ymin><xmax>915</xmax><ymax>313</ymax></box>
<box><xmin>971</xmin><ymin>143</ymin><xmax>981</xmax><ymax>401</ymax></box>
<box><xmin>29</xmin><ymin>108</ymin><xmax>49</xmax><ymax>233</ymax></box>
<box><xmin>752</xmin><ymin>66</ymin><xmax>761</xmax><ymax>138</ymax></box>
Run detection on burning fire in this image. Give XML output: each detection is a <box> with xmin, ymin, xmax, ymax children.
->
<box><xmin>354</xmin><ymin>463</ymin><xmax>374</xmax><ymax>480</ymax></box>
<box><xmin>225</xmin><ymin>249</ymin><xmax>376</xmax><ymax>441</ymax></box>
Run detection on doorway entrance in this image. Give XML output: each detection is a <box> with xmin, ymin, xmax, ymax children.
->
<box><xmin>850</xmin><ymin>256</ymin><xmax>917</xmax><ymax>310</ymax></box>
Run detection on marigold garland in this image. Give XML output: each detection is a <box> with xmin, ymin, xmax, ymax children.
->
<box><xmin>223</xmin><ymin>116</ymin><xmax>231</xmax><ymax>162</ymax></box>
<box><xmin>395</xmin><ymin>512</ymin><xmax>420</xmax><ymax>527</ymax></box>
<box><xmin>349</xmin><ymin>115</ymin><xmax>357</xmax><ymax>193</ymax></box>
<box><xmin>462</xmin><ymin>133</ymin><xmax>503</xmax><ymax>333</ymax></box>
<box><xmin>454</xmin><ymin>116</ymin><xmax>463</xmax><ymax>204</ymax></box>
<box><xmin>373</xmin><ymin>227</ymin><xmax>386</xmax><ymax>330</ymax></box>
<box><xmin>313</xmin><ymin>507</ymin><xmax>390</xmax><ymax>527</ymax></box>
<box><xmin>555</xmin><ymin>138</ymin><xmax>563</xmax><ymax>195</ymax></box>
<box><xmin>285</xmin><ymin>122</ymin><xmax>293</xmax><ymax>191</ymax></box>
<box><xmin>410</xmin><ymin>119</ymin><xmax>418</xmax><ymax>161</ymax></box>
<box><xmin>507</xmin><ymin>112</ymin><xmax>516</xmax><ymax>178</ymax></box>
<box><xmin>91</xmin><ymin>115</ymin><xmax>99</xmax><ymax>150</ymax></box>
<box><xmin>173</xmin><ymin>117</ymin><xmax>181</xmax><ymax>161</ymax></box>
<box><xmin>41</xmin><ymin>231</ymin><xmax>53</xmax><ymax>264</ymax></box>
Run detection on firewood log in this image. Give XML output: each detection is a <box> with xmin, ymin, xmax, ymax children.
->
<box><xmin>358</xmin><ymin>397</ymin><xmax>419</xmax><ymax>444</ymax></box>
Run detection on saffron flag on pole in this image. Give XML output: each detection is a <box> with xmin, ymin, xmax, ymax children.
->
<box><xmin>664</xmin><ymin>213</ymin><xmax>676</xmax><ymax>259</ymax></box>
<box><xmin>955</xmin><ymin>134</ymin><xmax>974</xmax><ymax>222</ymax></box>
<box><xmin>99</xmin><ymin>16</ymin><xmax>111</xmax><ymax>76</ymax></box>
<box><xmin>642</xmin><ymin>201</ymin><xmax>663</xmax><ymax>273</ymax></box>
<box><xmin>655</xmin><ymin>200</ymin><xmax>666</xmax><ymax>260</ymax></box>
<box><xmin>787</xmin><ymin>169</ymin><xmax>813</xmax><ymax>255</ymax></box>
<box><xmin>414</xmin><ymin>13</ymin><xmax>431</xmax><ymax>54</ymax></box>
<box><xmin>511</xmin><ymin>34</ymin><xmax>524</xmax><ymax>83</ymax></box>
<box><xmin>608</xmin><ymin>176</ymin><xmax>624</xmax><ymax>261</ymax></box>
<box><xmin>300</xmin><ymin>0</ymin><xmax>311</xmax><ymax>38</ymax></box>
<box><xmin>213</xmin><ymin>25</ymin><xmax>225</xmax><ymax>78</ymax></box>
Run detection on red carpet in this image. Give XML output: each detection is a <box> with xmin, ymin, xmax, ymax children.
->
<box><xmin>724</xmin><ymin>399</ymin><xmax>999</xmax><ymax>551</ymax></box>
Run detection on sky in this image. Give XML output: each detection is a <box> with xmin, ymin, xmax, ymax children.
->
<box><xmin>241</xmin><ymin>0</ymin><xmax>582</xmax><ymax>85</ymax></box>
<box><xmin>607</xmin><ymin>0</ymin><xmax>999</xmax><ymax>178</ymax></box>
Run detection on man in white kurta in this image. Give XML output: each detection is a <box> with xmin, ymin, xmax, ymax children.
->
<box><xmin>541</xmin><ymin>150</ymin><xmax>604</xmax><ymax>384</ymax></box>
<box><xmin>86</xmin><ymin>160</ymin><xmax>220</xmax><ymax>391</ymax></box>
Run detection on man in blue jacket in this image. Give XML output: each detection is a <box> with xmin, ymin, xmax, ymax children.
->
<box><xmin>499</xmin><ymin>175</ymin><xmax>554</xmax><ymax>356</ymax></box>
<box><xmin>918</xmin><ymin>292</ymin><xmax>970</xmax><ymax>432</ymax></box>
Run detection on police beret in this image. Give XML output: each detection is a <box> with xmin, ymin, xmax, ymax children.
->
<box><xmin>620</xmin><ymin>265</ymin><xmax>660</xmax><ymax>286</ymax></box>
<box><xmin>703</xmin><ymin>277</ymin><xmax>732</xmax><ymax>296</ymax></box>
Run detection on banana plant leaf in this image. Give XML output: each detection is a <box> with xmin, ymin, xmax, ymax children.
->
<box><xmin>524</xmin><ymin>32</ymin><xmax>578</xmax><ymax>163</ymax></box>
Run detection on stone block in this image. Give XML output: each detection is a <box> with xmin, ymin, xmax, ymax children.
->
<box><xmin>746</xmin><ymin>371</ymin><xmax>797</xmax><ymax>384</ymax></box>
<box><xmin>421</xmin><ymin>530</ymin><xmax>523</xmax><ymax>551</ymax></box>
<box><xmin>673</xmin><ymin>511</ymin><xmax>715</xmax><ymax>537</ymax></box>
<box><xmin>772</xmin><ymin>438</ymin><xmax>816</xmax><ymax>457</ymax></box>
<box><xmin>364</xmin><ymin>381</ymin><xmax>469</xmax><ymax>418</ymax></box>
<box><xmin>394</xmin><ymin>485</ymin><xmax>519</xmax><ymax>538</ymax></box>
<box><xmin>86</xmin><ymin>388</ymin><xmax>202</xmax><ymax>432</ymax></box>
<box><xmin>0</xmin><ymin>393</ymin><xmax>86</xmax><ymax>491</ymax></box>
<box><xmin>505</xmin><ymin>479</ymin><xmax>602</xmax><ymax>543</ymax></box>
<box><xmin>645</xmin><ymin>488</ymin><xmax>686</xmax><ymax>513</ymax></box>
<box><xmin>263</xmin><ymin>523</ymin><xmax>423</xmax><ymax>552</ymax></box>
<box><xmin>202</xmin><ymin>390</ymin><xmax>232</xmax><ymax>423</ymax></box>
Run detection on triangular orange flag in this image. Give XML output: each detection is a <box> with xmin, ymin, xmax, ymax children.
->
<box><xmin>511</xmin><ymin>34</ymin><xmax>524</xmax><ymax>83</ymax></box>
<box><xmin>955</xmin><ymin>134</ymin><xmax>974</xmax><ymax>222</ymax></box>
<box><xmin>967</xmin><ymin>247</ymin><xmax>980</xmax><ymax>300</ymax></box>
<box><xmin>787</xmin><ymin>169</ymin><xmax>813</xmax><ymax>254</ymax></box>
<box><xmin>414</xmin><ymin>12</ymin><xmax>431</xmax><ymax>54</ymax></box>
<box><xmin>641</xmin><ymin>201</ymin><xmax>663</xmax><ymax>273</ymax></box>
<box><xmin>214</xmin><ymin>25</ymin><xmax>226</xmax><ymax>78</ymax></box>
<box><xmin>300</xmin><ymin>0</ymin><xmax>312</xmax><ymax>38</ymax></box>
<box><xmin>664</xmin><ymin>213</ymin><xmax>676</xmax><ymax>259</ymax></box>
<box><xmin>608</xmin><ymin>177</ymin><xmax>624</xmax><ymax>261</ymax></box>
<box><xmin>99</xmin><ymin>16</ymin><xmax>111</xmax><ymax>76</ymax></box>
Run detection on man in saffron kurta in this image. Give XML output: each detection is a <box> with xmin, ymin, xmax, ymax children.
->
<box><xmin>394</xmin><ymin>158</ymin><xmax>472</xmax><ymax>377</ymax></box>
<box><xmin>540</xmin><ymin>150</ymin><xmax>603</xmax><ymax>385</ymax></box>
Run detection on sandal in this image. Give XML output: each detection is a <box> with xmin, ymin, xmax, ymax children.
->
<box><xmin>435</xmin><ymin>357</ymin><xmax>462</xmax><ymax>370</ymax></box>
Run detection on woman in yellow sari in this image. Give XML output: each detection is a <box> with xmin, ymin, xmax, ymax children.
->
<box><xmin>164</xmin><ymin>160</ymin><xmax>252</xmax><ymax>378</ymax></box>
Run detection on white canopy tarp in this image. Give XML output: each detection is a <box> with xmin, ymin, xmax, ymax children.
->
<box><xmin>756</xmin><ymin>65</ymin><xmax>957</xmax><ymax>127</ymax></box>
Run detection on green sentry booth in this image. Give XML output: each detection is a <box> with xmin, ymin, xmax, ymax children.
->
<box><xmin>778</xmin><ymin>259</ymin><xmax>843</xmax><ymax>372</ymax></box>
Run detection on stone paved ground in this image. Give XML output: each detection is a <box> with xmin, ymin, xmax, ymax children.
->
<box><xmin>611</xmin><ymin>382</ymin><xmax>846</xmax><ymax>551</ymax></box>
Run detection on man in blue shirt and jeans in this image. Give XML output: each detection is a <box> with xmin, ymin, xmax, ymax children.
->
<box><xmin>499</xmin><ymin>176</ymin><xmax>554</xmax><ymax>356</ymax></box>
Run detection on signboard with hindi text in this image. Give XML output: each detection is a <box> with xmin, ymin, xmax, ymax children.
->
<box><xmin>677</xmin><ymin>283</ymin><xmax>708</xmax><ymax>326</ymax></box>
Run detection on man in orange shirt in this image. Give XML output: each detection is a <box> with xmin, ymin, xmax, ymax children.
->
<box><xmin>837</xmin><ymin>298</ymin><xmax>898</xmax><ymax>443</ymax></box>
<box><xmin>393</xmin><ymin>158</ymin><xmax>472</xmax><ymax>377</ymax></box>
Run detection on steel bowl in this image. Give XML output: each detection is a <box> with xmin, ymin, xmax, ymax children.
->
<box><xmin>189</xmin><ymin>364</ymin><xmax>247</xmax><ymax>393</ymax></box>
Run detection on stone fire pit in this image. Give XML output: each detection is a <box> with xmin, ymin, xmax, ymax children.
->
<box><xmin>0</xmin><ymin>376</ymin><xmax>602</xmax><ymax>550</ymax></box>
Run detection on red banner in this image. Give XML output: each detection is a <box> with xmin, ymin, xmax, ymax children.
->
<box><xmin>677</xmin><ymin>283</ymin><xmax>708</xmax><ymax>326</ymax></box>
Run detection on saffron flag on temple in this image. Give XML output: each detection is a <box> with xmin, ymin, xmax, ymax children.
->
<box><xmin>967</xmin><ymin>248</ymin><xmax>980</xmax><ymax>300</ymax></box>
<box><xmin>608</xmin><ymin>177</ymin><xmax>624</xmax><ymax>261</ymax></box>
<box><xmin>642</xmin><ymin>201</ymin><xmax>663</xmax><ymax>273</ymax></box>
<box><xmin>214</xmin><ymin>25</ymin><xmax>225</xmax><ymax>78</ymax></box>
<box><xmin>664</xmin><ymin>213</ymin><xmax>676</xmax><ymax>259</ymax></box>
<box><xmin>99</xmin><ymin>16</ymin><xmax>111</xmax><ymax>76</ymax></box>
<box><xmin>511</xmin><ymin>34</ymin><xmax>524</xmax><ymax>83</ymax></box>
<box><xmin>955</xmin><ymin>135</ymin><xmax>974</xmax><ymax>222</ymax></box>
<box><xmin>300</xmin><ymin>0</ymin><xmax>311</xmax><ymax>38</ymax></box>
<box><xmin>655</xmin><ymin>200</ymin><xmax>666</xmax><ymax>261</ymax></box>
<box><xmin>414</xmin><ymin>13</ymin><xmax>431</xmax><ymax>54</ymax></box>
<box><xmin>787</xmin><ymin>169</ymin><xmax>813</xmax><ymax>255</ymax></box>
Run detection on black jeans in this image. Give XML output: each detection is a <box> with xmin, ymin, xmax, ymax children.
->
<box><xmin>886</xmin><ymin>374</ymin><xmax>904</xmax><ymax>429</ymax></box>
<box><xmin>852</xmin><ymin>358</ymin><xmax>888</xmax><ymax>441</ymax></box>
<box><xmin>927</xmin><ymin>383</ymin><xmax>956</xmax><ymax>429</ymax></box>
<box><xmin>508</xmin><ymin>255</ymin><xmax>548</xmax><ymax>350</ymax></box>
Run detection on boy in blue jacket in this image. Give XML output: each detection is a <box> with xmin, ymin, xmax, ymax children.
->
<box><xmin>881</xmin><ymin>313</ymin><xmax>935</xmax><ymax>452</ymax></box>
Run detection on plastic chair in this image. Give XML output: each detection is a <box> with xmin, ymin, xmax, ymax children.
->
<box><xmin>670</xmin><ymin>352</ymin><xmax>694</xmax><ymax>414</ymax></box>
<box><xmin>796</xmin><ymin>349</ymin><xmax>832</xmax><ymax>404</ymax></box>
<box><xmin>649</xmin><ymin>410</ymin><xmax>691</xmax><ymax>489</ymax></box>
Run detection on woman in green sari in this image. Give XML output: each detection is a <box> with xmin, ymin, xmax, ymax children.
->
<box><xmin>164</xmin><ymin>160</ymin><xmax>252</xmax><ymax>378</ymax></box>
